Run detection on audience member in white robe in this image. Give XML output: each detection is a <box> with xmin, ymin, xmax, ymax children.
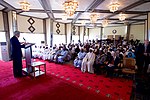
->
<box><xmin>74</xmin><ymin>48</ymin><xmax>86</xmax><ymax>68</ymax></box>
<box><xmin>42</xmin><ymin>46</ymin><xmax>50</xmax><ymax>60</ymax></box>
<box><xmin>33</xmin><ymin>46</ymin><xmax>41</xmax><ymax>58</ymax></box>
<box><xmin>32</xmin><ymin>45</ymin><xmax>38</xmax><ymax>58</ymax></box>
<box><xmin>37</xmin><ymin>46</ymin><xmax>44</xmax><ymax>59</ymax></box>
<box><xmin>81</xmin><ymin>48</ymin><xmax>95</xmax><ymax>73</ymax></box>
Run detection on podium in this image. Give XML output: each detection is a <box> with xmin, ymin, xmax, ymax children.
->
<box><xmin>22</xmin><ymin>43</ymin><xmax>46</xmax><ymax>78</ymax></box>
<box><xmin>22</xmin><ymin>43</ymin><xmax>35</xmax><ymax>74</ymax></box>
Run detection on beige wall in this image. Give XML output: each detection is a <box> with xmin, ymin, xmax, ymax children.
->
<box><xmin>130</xmin><ymin>24</ymin><xmax>145</xmax><ymax>42</ymax></box>
<box><xmin>46</xmin><ymin>19</ymin><xmax>51</xmax><ymax>46</ymax></box>
<box><xmin>80</xmin><ymin>27</ymin><xmax>84</xmax><ymax>43</ymax></box>
<box><xmin>53</xmin><ymin>22</ymin><xmax>65</xmax><ymax>35</ymax></box>
<box><xmin>17</xmin><ymin>15</ymin><xmax>43</xmax><ymax>33</ymax></box>
<box><xmin>103</xmin><ymin>26</ymin><xmax>127</xmax><ymax>39</ymax></box>
<box><xmin>89</xmin><ymin>28</ymin><xmax>101</xmax><ymax>40</ymax></box>
<box><xmin>72</xmin><ymin>26</ymin><xmax>79</xmax><ymax>43</ymax></box>
<box><xmin>0</xmin><ymin>12</ymin><xmax>4</xmax><ymax>31</ymax></box>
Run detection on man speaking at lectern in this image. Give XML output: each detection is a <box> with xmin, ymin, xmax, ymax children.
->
<box><xmin>10</xmin><ymin>31</ymin><xmax>25</xmax><ymax>78</ymax></box>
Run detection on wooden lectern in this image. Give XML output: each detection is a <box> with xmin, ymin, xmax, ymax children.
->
<box><xmin>22</xmin><ymin>43</ymin><xmax>35</xmax><ymax>74</ymax></box>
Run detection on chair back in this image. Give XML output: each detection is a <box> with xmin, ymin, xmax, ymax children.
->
<box><xmin>123</xmin><ymin>57</ymin><xmax>136</xmax><ymax>70</ymax></box>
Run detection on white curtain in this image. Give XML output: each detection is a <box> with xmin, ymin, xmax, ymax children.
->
<box><xmin>53</xmin><ymin>34</ymin><xmax>66</xmax><ymax>46</ymax></box>
<box><xmin>0</xmin><ymin>32</ymin><xmax>6</xmax><ymax>42</ymax></box>
<box><xmin>18</xmin><ymin>33</ymin><xmax>45</xmax><ymax>46</ymax></box>
<box><xmin>72</xmin><ymin>35</ymin><xmax>79</xmax><ymax>44</ymax></box>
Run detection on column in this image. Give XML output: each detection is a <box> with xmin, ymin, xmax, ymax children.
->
<box><xmin>64</xmin><ymin>23</ymin><xmax>67</xmax><ymax>44</ymax></box>
<box><xmin>2</xmin><ymin>11</ymin><xmax>11</xmax><ymax>58</ymax></box>
<box><xmin>100</xmin><ymin>27</ymin><xmax>103</xmax><ymax>47</ymax></box>
<box><xmin>87</xmin><ymin>28</ymin><xmax>89</xmax><ymax>39</ymax></box>
<box><xmin>43</xmin><ymin>19</ymin><xmax>47</xmax><ymax>45</ymax></box>
<box><xmin>46</xmin><ymin>19</ymin><xmax>53</xmax><ymax>47</ymax></box>
<box><xmin>70</xmin><ymin>23</ymin><xmax>73</xmax><ymax>43</ymax></box>
<box><xmin>78</xmin><ymin>26</ymin><xmax>80</xmax><ymax>41</ymax></box>
<box><xmin>80</xmin><ymin>27</ymin><xmax>84</xmax><ymax>43</ymax></box>
<box><xmin>147</xmin><ymin>13</ymin><xmax>150</xmax><ymax>41</ymax></box>
<box><xmin>8</xmin><ymin>11</ymin><xmax>17</xmax><ymax>38</ymax></box>
<box><xmin>145</xmin><ymin>20</ymin><xmax>147</xmax><ymax>41</ymax></box>
<box><xmin>83</xmin><ymin>26</ymin><xmax>85</xmax><ymax>42</ymax></box>
<box><xmin>50</xmin><ymin>19</ymin><xmax>53</xmax><ymax>47</ymax></box>
<box><xmin>126</xmin><ymin>24</ymin><xmax>131</xmax><ymax>41</ymax></box>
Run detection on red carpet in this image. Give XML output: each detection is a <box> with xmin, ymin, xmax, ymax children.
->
<box><xmin>0</xmin><ymin>60</ymin><xmax>133</xmax><ymax>100</ymax></box>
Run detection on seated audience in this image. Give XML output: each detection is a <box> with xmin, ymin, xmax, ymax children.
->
<box><xmin>94</xmin><ymin>50</ymin><xmax>107</xmax><ymax>74</ymax></box>
<box><xmin>74</xmin><ymin>48</ymin><xmax>86</xmax><ymax>68</ymax></box>
<box><xmin>56</xmin><ymin>46</ymin><xmax>68</xmax><ymax>63</ymax></box>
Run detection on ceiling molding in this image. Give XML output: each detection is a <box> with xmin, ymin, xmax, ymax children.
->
<box><xmin>16</xmin><ymin>9</ymin><xmax>46</xmax><ymax>13</ymax></box>
<box><xmin>94</xmin><ymin>9</ymin><xmax>147</xmax><ymax>14</ymax></box>
<box><xmin>103</xmin><ymin>0</ymin><xmax>149</xmax><ymax>19</ymax></box>
<box><xmin>38</xmin><ymin>0</ymin><xmax>54</xmax><ymax>19</ymax></box>
<box><xmin>111</xmin><ymin>14</ymin><xmax>146</xmax><ymax>24</ymax></box>
<box><xmin>72</xmin><ymin>0</ymin><xmax>105</xmax><ymax>23</ymax></box>
<box><xmin>108</xmin><ymin>18</ymin><xmax>145</xmax><ymax>21</ymax></box>
<box><xmin>130</xmin><ymin>21</ymin><xmax>145</xmax><ymax>25</ymax></box>
<box><xmin>0</xmin><ymin>0</ymin><xmax>16</xmax><ymax>12</ymax></box>
<box><xmin>128</xmin><ymin>14</ymin><xmax>147</xmax><ymax>19</ymax></box>
<box><xmin>15</xmin><ymin>9</ymin><xmax>148</xmax><ymax>15</ymax></box>
<box><xmin>18</xmin><ymin>14</ymin><xmax>44</xmax><ymax>20</ymax></box>
<box><xmin>121</xmin><ymin>0</ymin><xmax>150</xmax><ymax>12</ymax></box>
<box><xmin>85</xmin><ymin>0</ymin><xmax>105</xmax><ymax>12</ymax></box>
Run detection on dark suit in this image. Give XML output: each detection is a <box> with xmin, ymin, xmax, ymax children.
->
<box><xmin>144</xmin><ymin>43</ymin><xmax>150</xmax><ymax>74</ymax></box>
<box><xmin>10</xmin><ymin>36</ymin><xmax>25</xmax><ymax>77</ymax></box>
<box><xmin>135</xmin><ymin>43</ymin><xmax>145</xmax><ymax>74</ymax></box>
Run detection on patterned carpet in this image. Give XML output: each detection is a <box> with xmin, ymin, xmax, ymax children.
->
<box><xmin>0</xmin><ymin>60</ymin><xmax>133</xmax><ymax>100</ymax></box>
<box><xmin>23</xmin><ymin>59</ymin><xmax>133</xmax><ymax>100</ymax></box>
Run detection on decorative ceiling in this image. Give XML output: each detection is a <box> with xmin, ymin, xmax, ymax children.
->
<box><xmin>0</xmin><ymin>4</ymin><xmax>4</xmax><ymax>10</ymax></box>
<box><xmin>0</xmin><ymin>0</ymin><xmax>150</xmax><ymax>27</ymax></box>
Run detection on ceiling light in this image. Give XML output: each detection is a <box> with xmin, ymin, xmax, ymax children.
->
<box><xmin>19</xmin><ymin>0</ymin><xmax>30</xmax><ymax>11</ymax></box>
<box><xmin>63</xmin><ymin>0</ymin><xmax>78</xmax><ymax>16</ymax></box>
<box><xmin>119</xmin><ymin>13</ymin><xmax>126</xmax><ymax>21</ymax></box>
<box><xmin>90</xmin><ymin>13</ymin><xmax>99</xmax><ymax>23</ymax></box>
<box><xmin>62</xmin><ymin>14</ymin><xmax>68</xmax><ymax>20</ymax></box>
<box><xmin>102</xmin><ymin>19</ymin><xmax>109</xmax><ymax>27</ymax></box>
<box><xmin>81</xmin><ymin>20</ymin><xmax>86</xmax><ymax>25</ymax></box>
<box><xmin>109</xmin><ymin>0</ymin><xmax>120</xmax><ymax>12</ymax></box>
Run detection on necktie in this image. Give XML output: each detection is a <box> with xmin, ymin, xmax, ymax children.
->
<box><xmin>145</xmin><ymin>45</ymin><xmax>147</xmax><ymax>53</ymax></box>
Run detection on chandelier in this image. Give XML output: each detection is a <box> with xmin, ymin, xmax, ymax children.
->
<box><xmin>19</xmin><ymin>0</ymin><xmax>30</xmax><ymax>11</ymax></box>
<box><xmin>119</xmin><ymin>13</ymin><xmax>126</xmax><ymax>21</ymax></box>
<box><xmin>81</xmin><ymin>20</ymin><xmax>86</xmax><ymax>25</ymax></box>
<box><xmin>63</xmin><ymin>0</ymin><xmax>78</xmax><ymax>16</ymax></box>
<box><xmin>62</xmin><ymin>14</ymin><xmax>68</xmax><ymax>20</ymax></box>
<box><xmin>109</xmin><ymin>0</ymin><xmax>120</xmax><ymax>12</ymax></box>
<box><xmin>102</xmin><ymin>19</ymin><xmax>109</xmax><ymax>27</ymax></box>
<box><xmin>90</xmin><ymin>13</ymin><xmax>99</xmax><ymax>23</ymax></box>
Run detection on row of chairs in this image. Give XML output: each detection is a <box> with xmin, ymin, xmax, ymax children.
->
<box><xmin>99</xmin><ymin>57</ymin><xmax>137</xmax><ymax>79</ymax></box>
<box><xmin>115</xmin><ymin>57</ymin><xmax>136</xmax><ymax>79</ymax></box>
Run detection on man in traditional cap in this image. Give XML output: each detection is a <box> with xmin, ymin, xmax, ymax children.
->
<box><xmin>81</xmin><ymin>48</ymin><xmax>95</xmax><ymax>73</ymax></box>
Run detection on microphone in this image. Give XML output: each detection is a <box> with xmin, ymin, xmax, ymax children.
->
<box><xmin>23</xmin><ymin>37</ymin><xmax>26</xmax><ymax>42</ymax></box>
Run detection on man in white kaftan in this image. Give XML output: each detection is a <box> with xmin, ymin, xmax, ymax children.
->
<box><xmin>81</xmin><ymin>49</ymin><xmax>95</xmax><ymax>73</ymax></box>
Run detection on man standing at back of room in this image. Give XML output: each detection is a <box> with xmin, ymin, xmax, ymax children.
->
<box><xmin>10</xmin><ymin>31</ymin><xmax>25</xmax><ymax>77</ymax></box>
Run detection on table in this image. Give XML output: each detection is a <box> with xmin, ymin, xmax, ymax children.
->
<box><xmin>23</xmin><ymin>61</ymin><xmax>46</xmax><ymax>78</ymax></box>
